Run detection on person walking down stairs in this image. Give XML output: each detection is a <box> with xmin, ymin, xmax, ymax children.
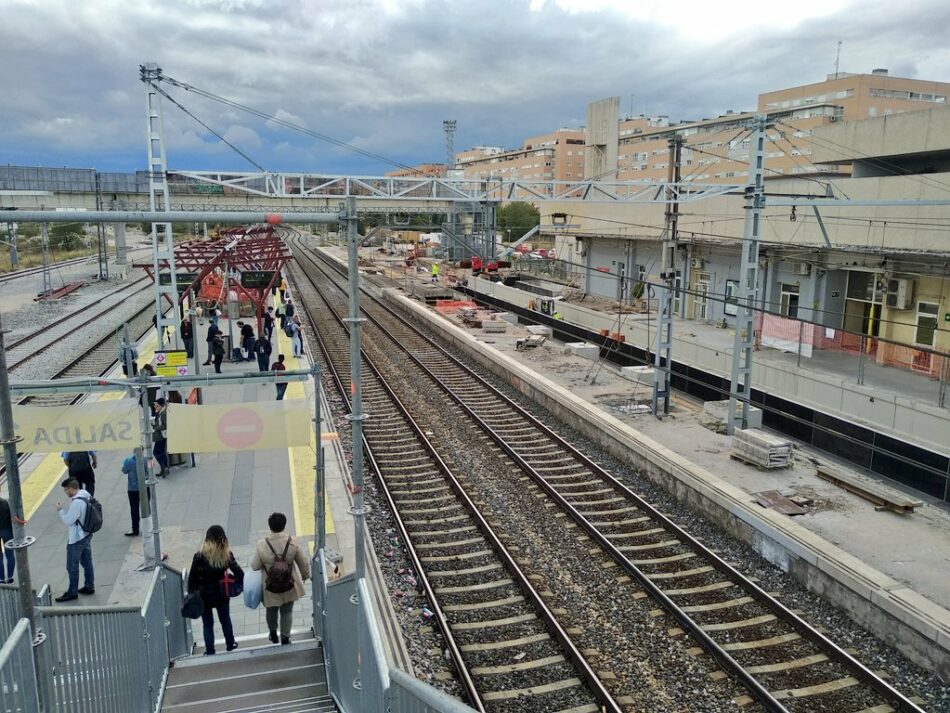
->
<box><xmin>187</xmin><ymin>526</ymin><xmax>243</xmax><ymax>655</ymax></box>
<box><xmin>251</xmin><ymin>512</ymin><xmax>310</xmax><ymax>645</ymax></box>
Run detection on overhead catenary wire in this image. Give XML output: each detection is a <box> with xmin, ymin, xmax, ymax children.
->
<box><xmin>153</xmin><ymin>75</ymin><xmax>427</xmax><ymax>176</ymax></box>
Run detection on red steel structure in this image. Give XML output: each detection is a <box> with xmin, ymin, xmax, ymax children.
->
<box><xmin>134</xmin><ymin>226</ymin><xmax>292</xmax><ymax>332</ymax></box>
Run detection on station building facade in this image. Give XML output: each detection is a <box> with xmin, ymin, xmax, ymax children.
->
<box><xmin>542</xmin><ymin>106</ymin><xmax>950</xmax><ymax>370</ymax></box>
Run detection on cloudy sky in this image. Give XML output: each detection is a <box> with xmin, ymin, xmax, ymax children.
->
<box><xmin>1</xmin><ymin>0</ymin><xmax>948</xmax><ymax>175</ymax></box>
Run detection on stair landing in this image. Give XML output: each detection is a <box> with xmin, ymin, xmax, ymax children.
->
<box><xmin>161</xmin><ymin>638</ymin><xmax>337</xmax><ymax>713</ymax></box>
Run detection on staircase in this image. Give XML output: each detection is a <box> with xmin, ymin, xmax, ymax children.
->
<box><xmin>161</xmin><ymin>637</ymin><xmax>337</xmax><ymax>713</ymax></box>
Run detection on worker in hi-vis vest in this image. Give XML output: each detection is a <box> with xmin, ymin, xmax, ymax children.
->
<box><xmin>431</xmin><ymin>262</ymin><xmax>439</xmax><ymax>283</ymax></box>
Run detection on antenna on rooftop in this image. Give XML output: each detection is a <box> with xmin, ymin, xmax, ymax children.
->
<box><xmin>834</xmin><ymin>40</ymin><xmax>842</xmax><ymax>80</ymax></box>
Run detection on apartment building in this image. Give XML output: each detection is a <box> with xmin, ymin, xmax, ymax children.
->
<box><xmin>616</xmin><ymin>69</ymin><xmax>950</xmax><ymax>183</ymax></box>
<box><xmin>456</xmin><ymin>129</ymin><xmax>586</xmax><ymax>182</ymax></box>
<box><xmin>385</xmin><ymin>163</ymin><xmax>448</xmax><ymax>178</ymax></box>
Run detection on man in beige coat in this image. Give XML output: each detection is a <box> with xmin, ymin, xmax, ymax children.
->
<box><xmin>251</xmin><ymin>512</ymin><xmax>311</xmax><ymax>645</ymax></box>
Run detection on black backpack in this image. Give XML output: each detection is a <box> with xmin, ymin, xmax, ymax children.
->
<box><xmin>265</xmin><ymin>540</ymin><xmax>294</xmax><ymax>593</ymax></box>
<box><xmin>79</xmin><ymin>497</ymin><xmax>103</xmax><ymax>534</ymax></box>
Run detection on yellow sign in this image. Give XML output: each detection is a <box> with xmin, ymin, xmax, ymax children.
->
<box><xmin>156</xmin><ymin>365</ymin><xmax>188</xmax><ymax>377</ymax></box>
<box><xmin>155</xmin><ymin>350</ymin><xmax>188</xmax><ymax>367</ymax></box>
<box><xmin>12</xmin><ymin>399</ymin><xmax>140</xmax><ymax>452</ymax></box>
<box><xmin>167</xmin><ymin>401</ymin><xmax>310</xmax><ymax>453</ymax></box>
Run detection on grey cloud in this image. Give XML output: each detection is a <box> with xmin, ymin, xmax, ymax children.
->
<box><xmin>0</xmin><ymin>0</ymin><xmax>948</xmax><ymax>173</ymax></box>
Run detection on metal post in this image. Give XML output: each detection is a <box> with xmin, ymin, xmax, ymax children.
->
<box><xmin>312</xmin><ymin>362</ymin><xmax>326</xmax><ymax>554</ymax></box>
<box><xmin>141</xmin><ymin>63</ymin><xmax>181</xmax><ymax>350</ymax></box>
<box><xmin>40</xmin><ymin>223</ymin><xmax>52</xmax><ymax>299</ymax></box>
<box><xmin>727</xmin><ymin>115</ymin><xmax>768</xmax><ymax>435</ymax></box>
<box><xmin>797</xmin><ymin>321</ymin><xmax>804</xmax><ymax>367</ymax></box>
<box><xmin>188</xmin><ymin>289</ymin><xmax>203</xmax><ymax>405</ymax></box>
<box><xmin>344</xmin><ymin>196</ymin><xmax>368</xmax><ymax>581</ymax></box>
<box><xmin>137</xmin><ymin>371</ymin><xmax>162</xmax><ymax>568</ymax></box>
<box><xmin>5</xmin><ymin>223</ymin><xmax>17</xmax><ymax>270</ymax></box>
<box><xmin>0</xmin><ymin>313</ymin><xmax>37</xmax><ymax>640</ymax></box>
<box><xmin>115</xmin><ymin>222</ymin><xmax>128</xmax><ymax>266</ymax></box>
<box><xmin>224</xmin><ymin>257</ymin><xmax>235</xmax><ymax>361</ymax></box>
<box><xmin>653</xmin><ymin>136</ymin><xmax>682</xmax><ymax>416</ymax></box>
<box><xmin>94</xmin><ymin>170</ymin><xmax>109</xmax><ymax>281</ymax></box>
<box><xmin>858</xmin><ymin>336</ymin><xmax>867</xmax><ymax>386</ymax></box>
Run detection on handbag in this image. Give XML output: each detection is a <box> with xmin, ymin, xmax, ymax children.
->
<box><xmin>220</xmin><ymin>569</ymin><xmax>244</xmax><ymax>599</ymax></box>
<box><xmin>243</xmin><ymin>568</ymin><xmax>263</xmax><ymax>609</ymax></box>
<box><xmin>181</xmin><ymin>591</ymin><xmax>203</xmax><ymax>619</ymax></box>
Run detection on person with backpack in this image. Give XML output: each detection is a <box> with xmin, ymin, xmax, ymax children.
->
<box><xmin>202</xmin><ymin>321</ymin><xmax>221</xmax><ymax>366</ymax></box>
<box><xmin>271</xmin><ymin>354</ymin><xmax>288</xmax><ymax>400</ymax></box>
<box><xmin>287</xmin><ymin>317</ymin><xmax>303</xmax><ymax>358</ymax></box>
<box><xmin>237</xmin><ymin>321</ymin><xmax>256</xmax><ymax>362</ymax></box>
<box><xmin>284</xmin><ymin>299</ymin><xmax>296</xmax><ymax>325</ymax></box>
<box><xmin>187</xmin><ymin>525</ymin><xmax>242</xmax><ymax>655</ymax></box>
<box><xmin>254</xmin><ymin>334</ymin><xmax>272</xmax><ymax>372</ymax></box>
<box><xmin>61</xmin><ymin>451</ymin><xmax>97</xmax><ymax>497</ymax></box>
<box><xmin>54</xmin><ymin>477</ymin><xmax>99</xmax><ymax>602</ymax></box>
<box><xmin>263</xmin><ymin>307</ymin><xmax>275</xmax><ymax>342</ymax></box>
<box><xmin>250</xmin><ymin>512</ymin><xmax>310</xmax><ymax>645</ymax></box>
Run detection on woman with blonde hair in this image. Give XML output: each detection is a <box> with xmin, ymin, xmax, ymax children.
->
<box><xmin>187</xmin><ymin>525</ymin><xmax>243</xmax><ymax>655</ymax></box>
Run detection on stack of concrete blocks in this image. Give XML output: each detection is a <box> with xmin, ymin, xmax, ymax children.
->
<box><xmin>703</xmin><ymin>399</ymin><xmax>763</xmax><ymax>430</ymax></box>
<box><xmin>565</xmin><ymin>342</ymin><xmax>600</xmax><ymax>359</ymax></box>
<box><xmin>732</xmin><ymin>428</ymin><xmax>794</xmax><ymax>468</ymax></box>
<box><xmin>620</xmin><ymin>365</ymin><xmax>655</xmax><ymax>386</ymax></box>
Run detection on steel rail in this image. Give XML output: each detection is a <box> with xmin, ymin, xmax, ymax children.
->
<box><xmin>0</xmin><ymin>255</ymin><xmax>94</xmax><ymax>284</ymax></box>
<box><xmin>291</xmin><ymin>256</ymin><xmax>623</xmax><ymax>713</ymax></box>
<box><xmin>302</xmin><ymin>240</ymin><xmax>926</xmax><ymax>713</ymax></box>
<box><xmin>6</xmin><ymin>279</ymin><xmax>151</xmax><ymax>365</ymax></box>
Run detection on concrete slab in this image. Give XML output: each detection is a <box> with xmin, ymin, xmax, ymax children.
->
<box><xmin>564</xmin><ymin>342</ymin><xmax>600</xmax><ymax>359</ymax></box>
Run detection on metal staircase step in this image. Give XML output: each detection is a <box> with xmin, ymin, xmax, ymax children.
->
<box><xmin>161</xmin><ymin>640</ymin><xmax>334</xmax><ymax>712</ymax></box>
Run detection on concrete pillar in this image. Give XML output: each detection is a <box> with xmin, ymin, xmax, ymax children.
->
<box><xmin>115</xmin><ymin>223</ymin><xmax>127</xmax><ymax>265</ymax></box>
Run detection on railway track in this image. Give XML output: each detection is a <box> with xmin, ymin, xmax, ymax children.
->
<box><xmin>288</xmin><ymin>236</ymin><xmax>927</xmax><ymax>713</ymax></box>
<box><xmin>6</xmin><ymin>278</ymin><xmax>151</xmax><ymax>371</ymax></box>
<box><xmin>291</xmin><ymin>244</ymin><xmax>614</xmax><ymax>712</ymax></box>
<box><xmin>0</xmin><ymin>255</ymin><xmax>94</xmax><ymax>284</ymax></box>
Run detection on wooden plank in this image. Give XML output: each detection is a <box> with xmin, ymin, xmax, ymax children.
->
<box><xmin>816</xmin><ymin>465</ymin><xmax>922</xmax><ymax>513</ymax></box>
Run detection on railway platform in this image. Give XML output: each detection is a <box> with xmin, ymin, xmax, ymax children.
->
<box><xmin>7</xmin><ymin>308</ymin><xmax>357</xmax><ymax>643</ymax></box>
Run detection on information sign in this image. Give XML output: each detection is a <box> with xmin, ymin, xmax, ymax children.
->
<box><xmin>241</xmin><ymin>270</ymin><xmax>276</xmax><ymax>289</ymax></box>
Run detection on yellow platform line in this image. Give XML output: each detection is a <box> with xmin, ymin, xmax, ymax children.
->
<box><xmin>22</xmin><ymin>329</ymin><xmax>160</xmax><ymax>519</ymax></box>
<box><xmin>277</xmin><ymin>299</ymin><xmax>333</xmax><ymax>538</ymax></box>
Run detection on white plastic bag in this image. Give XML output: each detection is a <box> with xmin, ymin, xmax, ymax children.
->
<box><xmin>243</xmin><ymin>568</ymin><xmax>263</xmax><ymax>609</ymax></box>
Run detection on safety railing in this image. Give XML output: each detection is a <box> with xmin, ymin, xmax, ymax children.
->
<box><xmin>0</xmin><ymin>564</ymin><xmax>188</xmax><ymax>713</ymax></box>
<box><xmin>314</xmin><ymin>549</ymin><xmax>477</xmax><ymax>713</ymax></box>
<box><xmin>0</xmin><ymin>619</ymin><xmax>41</xmax><ymax>713</ymax></box>
<box><xmin>0</xmin><ymin>583</ymin><xmax>52</xmax><ymax>641</ymax></box>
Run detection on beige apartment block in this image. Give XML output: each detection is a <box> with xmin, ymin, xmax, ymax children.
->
<box><xmin>385</xmin><ymin>163</ymin><xmax>448</xmax><ymax>178</ymax></box>
<box><xmin>457</xmin><ymin>129</ymin><xmax>586</xmax><ymax>183</ymax></box>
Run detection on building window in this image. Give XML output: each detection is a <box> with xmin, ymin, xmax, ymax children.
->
<box><xmin>915</xmin><ymin>302</ymin><xmax>939</xmax><ymax>346</ymax></box>
<box><xmin>780</xmin><ymin>283</ymin><xmax>800</xmax><ymax>318</ymax></box>
<box><xmin>724</xmin><ymin>279</ymin><xmax>739</xmax><ymax>316</ymax></box>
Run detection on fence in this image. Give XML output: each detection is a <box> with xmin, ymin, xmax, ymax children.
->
<box><xmin>754</xmin><ymin>312</ymin><xmax>950</xmax><ymax>409</ymax></box>
<box><xmin>313</xmin><ymin>549</ymin><xmax>476</xmax><ymax>713</ymax></box>
<box><xmin>0</xmin><ymin>584</ymin><xmax>51</xmax><ymax>642</ymax></box>
<box><xmin>0</xmin><ymin>619</ymin><xmax>40</xmax><ymax>713</ymax></box>
<box><xmin>0</xmin><ymin>564</ymin><xmax>189</xmax><ymax>713</ymax></box>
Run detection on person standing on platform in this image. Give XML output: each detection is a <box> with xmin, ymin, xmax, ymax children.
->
<box><xmin>140</xmin><ymin>363</ymin><xmax>159</xmax><ymax>415</ymax></box>
<box><xmin>271</xmin><ymin>354</ymin><xmax>287</xmax><ymax>400</ymax></box>
<box><xmin>288</xmin><ymin>317</ymin><xmax>303</xmax><ymax>358</ymax></box>
<box><xmin>181</xmin><ymin>317</ymin><xmax>194</xmax><ymax>359</ymax></box>
<box><xmin>211</xmin><ymin>333</ymin><xmax>225</xmax><ymax>373</ymax></box>
<box><xmin>251</xmin><ymin>512</ymin><xmax>310</xmax><ymax>645</ymax></box>
<box><xmin>203</xmin><ymin>321</ymin><xmax>221</xmax><ymax>366</ymax></box>
<box><xmin>121</xmin><ymin>449</ymin><xmax>147</xmax><ymax>537</ymax></box>
<box><xmin>118</xmin><ymin>341</ymin><xmax>139</xmax><ymax>376</ymax></box>
<box><xmin>54</xmin><ymin>478</ymin><xmax>95</xmax><ymax>602</ymax></box>
<box><xmin>238</xmin><ymin>321</ymin><xmax>256</xmax><ymax>362</ymax></box>
<box><xmin>276</xmin><ymin>301</ymin><xmax>286</xmax><ymax>331</ymax></box>
<box><xmin>278</xmin><ymin>276</ymin><xmax>287</xmax><ymax>302</ymax></box>
<box><xmin>0</xmin><ymin>496</ymin><xmax>25</xmax><ymax>584</ymax></box>
<box><xmin>431</xmin><ymin>262</ymin><xmax>439</xmax><ymax>283</ymax></box>
<box><xmin>61</xmin><ymin>451</ymin><xmax>97</xmax><ymax>497</ymax></box>
<box><xmin>263</xmin><ymin>307</ymin><xmax>275</xmax><ymax>342</ymax></box>
<box><xmin>187</xmin><ymin>525</ymin><xmax>242</xmax><ymax>655</ymax></box>
<box><xmin>254</xmin><ymin>335</ymin><xmax>272</xmax><ymax>372</ymax></box>
<box><xmin>152</xmin><ymin>399</ymin><xmax>169</xmax><ymax>477</ymax></box>
<box><xmin>284</xmin><ymin>299</ymin><xmax>296</xmax><ymax>327</ymax></box>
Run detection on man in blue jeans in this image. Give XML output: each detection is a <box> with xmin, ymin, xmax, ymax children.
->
<box><xmin>54</xmin><ymin>478</ymin><xmax>94</xmax><ymax>602</ymax></box>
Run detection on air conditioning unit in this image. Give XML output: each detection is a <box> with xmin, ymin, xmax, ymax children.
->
<box><xmin>794</xmin><ymin>262</ymin><xmax>811</xmax><ymax>276</ymax></box>
<box><xmin>690</xmin><ymin>258</ymin><xmax>704</xmax><ymax>269</ymax></box>
<box><xmin>886</xmin><ymin>278</ymin><xmax>914</xmax><ymax>310</ymax></box>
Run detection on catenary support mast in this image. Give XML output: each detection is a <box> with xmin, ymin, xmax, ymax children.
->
<box><xmin>727</xmin><ymin>115</ymin><xmax>768</xmax><ymax>435</ymax></box>
<box><xmin>652</xmin><ymin>135</ymin><xmax>683</xmax><ymax>416</ymax></box>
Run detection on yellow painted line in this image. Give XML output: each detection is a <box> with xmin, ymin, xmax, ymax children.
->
<box><xmin>277</xmin><ymin>296</ymin><xmax>333</xmax><ymax>537</ymax></box>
